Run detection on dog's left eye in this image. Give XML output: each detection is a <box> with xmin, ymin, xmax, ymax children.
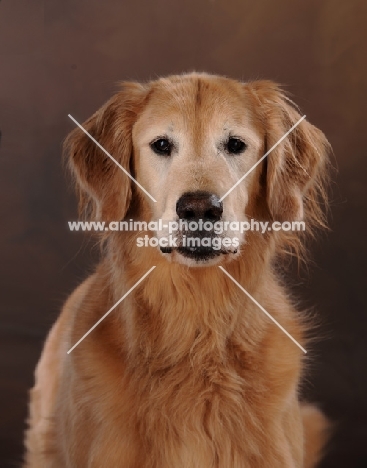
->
<box><xmin>150</xmin><ymin>138</ymin><xmax>172</xmax><ymax>156</ymax></box>
<box><xmin>225</xmin><ymin>137</ymin><xmax>247</xmax><ymax>154</ymax></box>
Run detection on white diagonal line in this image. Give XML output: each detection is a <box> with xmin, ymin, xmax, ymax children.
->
<box><xmin>218</xmin><ymin>266</ymin><xmax>307</xmax><ymax>353</ymax></box>
<box><xmin>67</xmin><ymin>266</ymin><xmax>156</xmax><ymax>354</ymax></box>
<box><xmin>219</xmin><ymin>115</ymin><xmax>306</xmax><ymax>202</ymax></box>
<box><xmin>68</xmin><ymin>114</ymin><xmax>157</xmax><ymax>203</ymax></box>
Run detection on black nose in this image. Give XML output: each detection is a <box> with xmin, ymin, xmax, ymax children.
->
<box><xmin>176</xmin><ymin>191</ymin><xmax>223</xmax><ymax>221</ymax></box>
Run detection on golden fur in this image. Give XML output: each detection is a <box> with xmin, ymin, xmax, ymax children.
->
<box><xmin>24</xmin><ymin>73</ymin><xmax>330</xmax><ymax>467</ymax></box>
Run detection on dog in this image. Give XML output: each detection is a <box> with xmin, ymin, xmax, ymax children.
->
<box><xmin>24</xmin><ymin>73</ymin><xmax>331</xmax><ymax>467</ymax></box>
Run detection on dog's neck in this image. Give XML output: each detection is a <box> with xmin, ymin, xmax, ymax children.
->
<box><xmin>108</xmin><ymin>237</ymin><xmax>273</xmax><ymax>371</ymax></box>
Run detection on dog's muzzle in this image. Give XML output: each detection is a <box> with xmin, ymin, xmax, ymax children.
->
<box><xmin>161</xmin><ymin>191</ymin><xmax>225</xmax><ymax>261</ymax></box>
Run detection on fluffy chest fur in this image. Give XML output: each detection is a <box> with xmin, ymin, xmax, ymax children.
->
<box><xmin>63</xmin><ymin>263</ymin><xmax>302</xmax><ymax>468</ymax></box>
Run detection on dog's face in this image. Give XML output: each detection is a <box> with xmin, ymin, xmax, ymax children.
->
<box><xmin>66</xmin><ymin>73</ymin><xmax>329</xmax><ymax>267</ymax></box>
<box><xmin>132</xmin><ymin>76</ymin><xmax>263</xmax><ymax>266</ymax></box>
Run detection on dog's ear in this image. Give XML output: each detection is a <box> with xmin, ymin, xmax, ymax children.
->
<box><xmin>64</xmin><ymin>82</ymin><xmax>147</xmax><ymax>221</ymax></box>
<box><xmin>247</xmin><ymin>81</ymin><xmax>330</xmax><ymax>227</ymax></box>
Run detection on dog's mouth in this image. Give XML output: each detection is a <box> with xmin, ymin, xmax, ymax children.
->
<box><xmin>164</xmin><ymin>245</ymin><xmax>227</xmax><ymax>261</ymax></box>
<box><xmin>159</xmin><ymin>232</ymin><xmax>237</xmax><ymax>264</ymax></box>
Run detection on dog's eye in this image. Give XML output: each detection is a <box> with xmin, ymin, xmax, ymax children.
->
<box><xmin>151</xmin><ymin>138</ymin><xmax>172</xmax><ymax>156</ymax></box>
<box><xmin>225</xmin><ymin>138</ymin><xmax>247</xmax><ymax>155</ymax></box>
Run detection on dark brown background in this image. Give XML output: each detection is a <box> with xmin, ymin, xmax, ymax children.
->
<box><xmin>1</xmin><ymin>0</ymin><xmax>366</xmax><ymax>466</ymax></box>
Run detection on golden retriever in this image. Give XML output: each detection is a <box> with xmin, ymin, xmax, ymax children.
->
<box><xmin>24</xmin><ymin>73</ymin><xmax>330</xmax><ymax>467</ymax></box>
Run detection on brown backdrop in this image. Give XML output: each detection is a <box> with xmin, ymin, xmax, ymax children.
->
<box><xmin>1</xmin><ymin>0</ymin><xmax>366</xmax><ymax>466</ymax></box>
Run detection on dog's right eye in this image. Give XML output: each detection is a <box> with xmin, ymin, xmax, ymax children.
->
<box><xmin>150</xmin><ymin>138</ymin><xmax>172</xmax><ymax>156</ymax></box>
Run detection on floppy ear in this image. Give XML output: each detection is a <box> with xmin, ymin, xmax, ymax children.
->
<box><xmin>247</xmin><ymin>81</ymin><xmax>330</xmax><ymax>226</ymax></box>
<box><xmin>64</xmin><ymin>82</ymin><xmax>147</xmax><ymax>221</ymax></box>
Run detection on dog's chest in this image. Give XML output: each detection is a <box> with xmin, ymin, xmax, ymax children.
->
<box><xmin>131</xmin><ymin>360</ymin><xmax>266</xmax><ymax>467</ymax></box>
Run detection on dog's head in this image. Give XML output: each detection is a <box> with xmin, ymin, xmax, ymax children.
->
<box><xmin>65</xmin><ymin>73</ymin><xmax>329</xmax><ymax>267</ymax></box>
